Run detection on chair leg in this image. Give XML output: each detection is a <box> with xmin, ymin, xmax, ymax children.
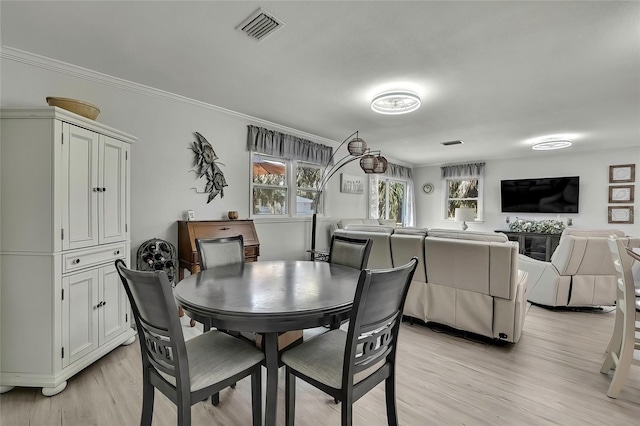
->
<box><xmin>385</xmin><ymin>375</ymin><xmax>399</xmax><ymax>426</ymax></box>
<box><xmin>606</xmin><ymin>340</ymin><xmax>635</xmax><ymax>398</ymax></box>
<box><xmin>604</xmin><ymin>306</ymin><xmax>624</xmax><ymax>357</ymax></box>
<box><xmin>285</xmin><ymin>367</ymin><xmax>296</xmax><ymax>426</ymax></box>
<box><xmin>340</xmin><ymin>397</ymin><xmax>353</xmax><ymax>426</ymax></box>
<box><xmin>141</xmin><ymin>378</ymin><xmax>155</xmax><ymax>426</ymax></box>
<box><xmin>177</xmin><ymin>400</ymin><xmax>191</xmax><ymax>426</ymax></box>
<box><xmin>251</xmin><ymin>367</ymin><xmax>262</xmax><ymax>426</ymax></box>
<box><xmin>211</xmin><ymin>392</ymin><xmax>220</xmax><ymax>406</ymax></box>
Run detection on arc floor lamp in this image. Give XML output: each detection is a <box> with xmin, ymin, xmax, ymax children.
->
<box><xmin>310</xmin><ymin>131</ymin><xmax>388</xmax><ymax>256</ymax></box>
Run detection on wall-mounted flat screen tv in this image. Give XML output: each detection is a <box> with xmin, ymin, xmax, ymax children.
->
<box><xmin>501</xmin><ymin>176</ymin><xmax>579</xmax><ymax>213</ymax></box>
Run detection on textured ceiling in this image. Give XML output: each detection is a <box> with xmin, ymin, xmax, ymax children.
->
<box><xmin>2</xmin><ymin>1</ymin><xmax>639</xmax><ymax>166</ymax></box>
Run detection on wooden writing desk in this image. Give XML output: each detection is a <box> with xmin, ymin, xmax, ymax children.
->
<box><xmin>177</xmin><ymin>219</ymin><xmax>260</xmax><ymax>280</ymax></box>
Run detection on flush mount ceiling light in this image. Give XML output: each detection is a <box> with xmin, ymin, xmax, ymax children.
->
<box><xmin>371</xmin><ymin>91</ymin><xmax>421</xmax><ymax>115</ymax></box>
<box><xmin>532</xmin><ymin>139</ymin><xmax>572</xmax><ymax>150</ymax></box>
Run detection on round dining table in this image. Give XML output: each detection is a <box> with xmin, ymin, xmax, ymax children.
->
<box><xmin>174</xmin><ymin>260</ymin><xmax>361</xmax><ymax>426</ymax></box>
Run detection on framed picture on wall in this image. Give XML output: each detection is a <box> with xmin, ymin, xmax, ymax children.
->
<box><xmin>340</xmin><ymin>173</ymin><xmax>364</xmax><ymax>194</ymax></box>
<box><xmin>608</xmin><ymin>206</ymin><xmax>634</xmax><ymax>224</ymax></box>
<box><xmin>609</xmin><ymin>164</ymin><xmax>635</xmax><ymax>183</ymax></box>
<box><xmin>608</xmin><ymin>185</ymin><xmax>634</xmax><ymax>203</ymax></box>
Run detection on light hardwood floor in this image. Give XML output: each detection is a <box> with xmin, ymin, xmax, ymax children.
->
<box><xmin>1</xmin><ymin>305</ymin><xmax>639</xmax><ymax>425</ymax></box>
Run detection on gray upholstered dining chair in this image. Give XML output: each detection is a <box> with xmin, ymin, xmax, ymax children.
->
<box><xmin>114</xmin><ymin>259</ymin><xmax>264</xmax><ymax>426</ymax></box>
<box><xmin>195</xmin><ymin>235</ymin><xmax>249</xmax><ymax>405</ymax></box>
<box><xmin>281</xmin><ymin>257</ymin><xmax>418</xmax><ymax>426</ymax></box>
<box><xmin>191</xmin><ymin>235</ymin><xmax>245</xmax><ymax>333</ymax></box>
<box><xmin>328</xmin><ymin>234</ymin><xmax>373</xmax><ymax>270</ymax></box>
<box><xmin>196</xmin><ymin>235</ymin><xmax>245</xmax><ymax>270</ymax></box>
<box><xmin>326</xmin><ymin>234</ymin><xmax>373</xmax><ymax>330</ymax></box>
<box><xmin>600</xmin><ymin>236</ymin><xmax>640</xmax><ymax>398</ymax></box>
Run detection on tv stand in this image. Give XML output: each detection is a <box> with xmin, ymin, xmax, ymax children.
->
<box><xmin>497</xmin><ymin>231</ymin><xmax>561</xmax><ymax>262</ymax></box>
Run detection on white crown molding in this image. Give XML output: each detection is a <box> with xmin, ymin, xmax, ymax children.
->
<box><xmin>0</xmin><ymin>46</ymin><xmax>338</xmax><ymax>146</ymax></box>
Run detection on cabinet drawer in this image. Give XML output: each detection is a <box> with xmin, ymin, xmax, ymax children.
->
<box><xmin>63</xmin><ymin>243</ymin><xmax>126</xmax><ymax>274</ymax></box>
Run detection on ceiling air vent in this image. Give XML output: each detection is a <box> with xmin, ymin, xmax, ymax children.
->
<box><xmin>441</xmin><ymin>140</ymin><xmax>464</xmax><ymax>146</ymax></box>
<box><xmin>236</xmin><ymin>8</ymin><xmax>284</xmax><ymax>42</ymax></box>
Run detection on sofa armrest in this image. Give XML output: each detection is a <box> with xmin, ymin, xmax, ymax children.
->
<box><xmin>518</xmin><ymin>254</ymin><xmax>563</xmax><ymax>304</ymax></box>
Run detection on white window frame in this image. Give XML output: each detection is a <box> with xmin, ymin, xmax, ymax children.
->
<box><xmin>377</xmin><ymin>177</ymin><xmax>408</xmax><ymax>226</ymax></box>
<box><xmin>250</xmin><ymin>152</ymin><xmax>324</xmax><ymax>218</ymax></box>
<box><xmin>442</xmin><ymin>175</ymin><xmax>484</xmax><ymax>221</ymax></box>
<box><xmin>294</xmin><ymin>161</ymin><xmax>323</xmax><ymax>216</ymax></box>
<box><xmin>251</xmin><ymin>153</ymin><xmax>289</xmax><ymax>217</ymax></box>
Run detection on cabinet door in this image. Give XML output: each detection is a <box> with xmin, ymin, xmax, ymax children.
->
<box><xmin>99</xmin><ymin>263</ymin><xmax>129</xmax><ymax>345</ymax></box>
<box><xmin>62</xmin><ymin>269</ymin><xmax>99</xmax><ymax>368</ymax></box>
<box><xmin>99</xmin><ymin>136</ymin><xmax>128</xmax><ymax>245</ymax></box>
<box><xmin>61</xmin><ymin>123</ymin><xmax>99</xmax><ymax>250</ymax></box>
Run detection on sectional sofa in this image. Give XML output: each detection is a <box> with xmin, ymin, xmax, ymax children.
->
<box><xmin>333</xmin><ymin>224</ymin><xmax>528</xmax><ymax>343</ymax></box>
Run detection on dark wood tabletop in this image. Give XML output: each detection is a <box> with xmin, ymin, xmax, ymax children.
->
<box><xmin>174</xmin><ymin>260</ymin><xmax>361</xmax><ymax>426</ymax></box>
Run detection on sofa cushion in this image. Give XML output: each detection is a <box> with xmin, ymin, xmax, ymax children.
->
<box><xmin>394</xmin><ymin>227</ymin><xmax>428</xmax><ymax>236</ymax></box>
<box><xmin>378</xmin><ymin>219</ymin><xmax>398</xmax><ymax>227</ymax></box>
<box><xmin>427</xmin><ymin>228</ymin><xmax>508</xmax><ymax>243</ymax></box>
<box><xmin>425</xmin><ymin>236</ymin><xmax>517</xmax><ymax>300</ymax></box>
<box><xmin>336</xmin><ymin>218</ymin><xmax>398</xmax><ymax>229</ymax></box>
<box><xmin>343</xmin><ymin>225</ymin><xmax>395</xmax><ymax>233</ymax></box>
<box><xmin>561</xmin><ymin>228</ymin><xmax>625</xmax><ymax>238</ymax></box>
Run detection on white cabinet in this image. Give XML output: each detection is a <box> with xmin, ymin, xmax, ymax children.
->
<box><xmin>61</xmin><ymin>263</ymin><xmax>129</xmax><ymax>367</ymax></box>
<box><xmin>61</xmin><ymin>125</ymin><xmax>129</xmax><ymax>250</ymax></box>
<box><xmin>0</xmin><ymin>107</ymin><xmax>136</xmax><ymax>396</ymax></box>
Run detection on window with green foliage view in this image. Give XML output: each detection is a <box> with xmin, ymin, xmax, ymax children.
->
<box><xmin>445</xmin><ymin>178</ymin><xmax>481</xmax><ymax>219</ymax></box>
<box><xmin>251</xmin><ymin>153</ymin><xmax>322</xmax><ymax>216</ymax></box>
<box><xmin>378</xmin><ymin>178</ymin><xmax>406</xmax><ymax>225</ymax></box>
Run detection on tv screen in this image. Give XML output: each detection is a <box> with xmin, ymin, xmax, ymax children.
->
<box><xmin>501</xmin><ymin>176</ymin><xmax>579</xmax><ymax>213</ymax></box>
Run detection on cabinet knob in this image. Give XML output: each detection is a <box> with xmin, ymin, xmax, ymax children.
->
<box><xmin>114</xmin><ymin>250</ymin><xmax>120</xmax><ymax>255</ymax></box>
<box><xmin>220</xmin><ymin>227</ymin><xmax>231</xmax><ymax>231</ymax></box>
<box><xmin>93</xmin><ymin>187</ymin><xmax>100</xmax><ymax>192</ymax></box>
<box><xmin>102</xmin><ymin>187</ymin><xmax>106</xmax><ymax>192</ymax></box>
<box><xmin>73</xmin><ymin>259</ymin><xmax>80</xmax><ymax>264</ymax></box>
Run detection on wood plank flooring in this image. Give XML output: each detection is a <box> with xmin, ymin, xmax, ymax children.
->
<box><xmin>1</xmin><ymin>305</ymin><xmax>639</xmax><ymax>425</ymax></box>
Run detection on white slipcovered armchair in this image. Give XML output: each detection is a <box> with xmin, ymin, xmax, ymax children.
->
<box><xmin>520</xmin><ymin>229</ymin><xmax>640</xmax><ymax>307</ymax></box>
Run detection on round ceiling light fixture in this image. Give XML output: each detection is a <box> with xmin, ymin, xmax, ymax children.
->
<box><xmin>371</xmin><ymin>91</ymin><xmax>421</xmax><ymax>115</ymax></box>
<box><xmin>531</xmin><ymin>139</ymin><xmax>572</xmax><ymax>150</ymax></box>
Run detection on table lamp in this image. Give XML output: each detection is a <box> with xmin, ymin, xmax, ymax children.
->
<box><xmin>455</xmin><ymin>207</ymin><xmax>475</xmax><ymax>230</ymax></box>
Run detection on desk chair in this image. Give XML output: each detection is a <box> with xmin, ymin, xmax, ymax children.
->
<box><xmin>115</xmin><ymin>259</ymin><xmax>264</xmax><ymax>426</ymax></box>
<box><xmin>600</xmin><ymin>237</ymin><xmax>640</xmax><ymax>398</ymax></box>
<box><xmin>328</xmin><ymin>234</ymin><xmax>373</xmax><ymax>270</ymax></box>
<box><xmin>281</xmin><ymin>258</ymin><xmax>418</xmax><ymax>426</ymax></box>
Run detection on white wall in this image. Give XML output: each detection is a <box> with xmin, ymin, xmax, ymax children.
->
<box><xmin>413</xmin><ymin>148</ymin><xmax>640</xmax><ymax>236</ymax></box>
<box><xmin>3</xmin><ymin>49</ymin><xmax>638</xmax><ymax>265</ymax></box>
<box><xmin>0</xmin><ymin>50</ymin><xmax>374</xmax><ymax>260</ymax></box>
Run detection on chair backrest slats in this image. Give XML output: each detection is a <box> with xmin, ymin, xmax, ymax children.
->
<box><xmin>197</xmin><ymin>235</ymin><xmax>244</xmax><ymax>270</ymax></box>
<box><xmin>115</xmin><ymin>259</ymin><xmax>189</xmax><ymax>386</ymax></box>
<box><xmin>608</xmin><ymin>237</ymin><xmax>636</xmax><ymax>313</ymax></box>
<box><xmin>343</xmin><ymin>258</ymin><xmax>417</xmax><ymax>388</ymax></box>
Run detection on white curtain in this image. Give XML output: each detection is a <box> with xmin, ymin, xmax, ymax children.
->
<box><xmin>404</xmin><ymin>179</ymin><xmax>415</xmax><ymax>227</ymax></box>
<box><xmin>368</xmin><ymin>175</ymin><xmax>380</xmax><ymax>219</ymax></box>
